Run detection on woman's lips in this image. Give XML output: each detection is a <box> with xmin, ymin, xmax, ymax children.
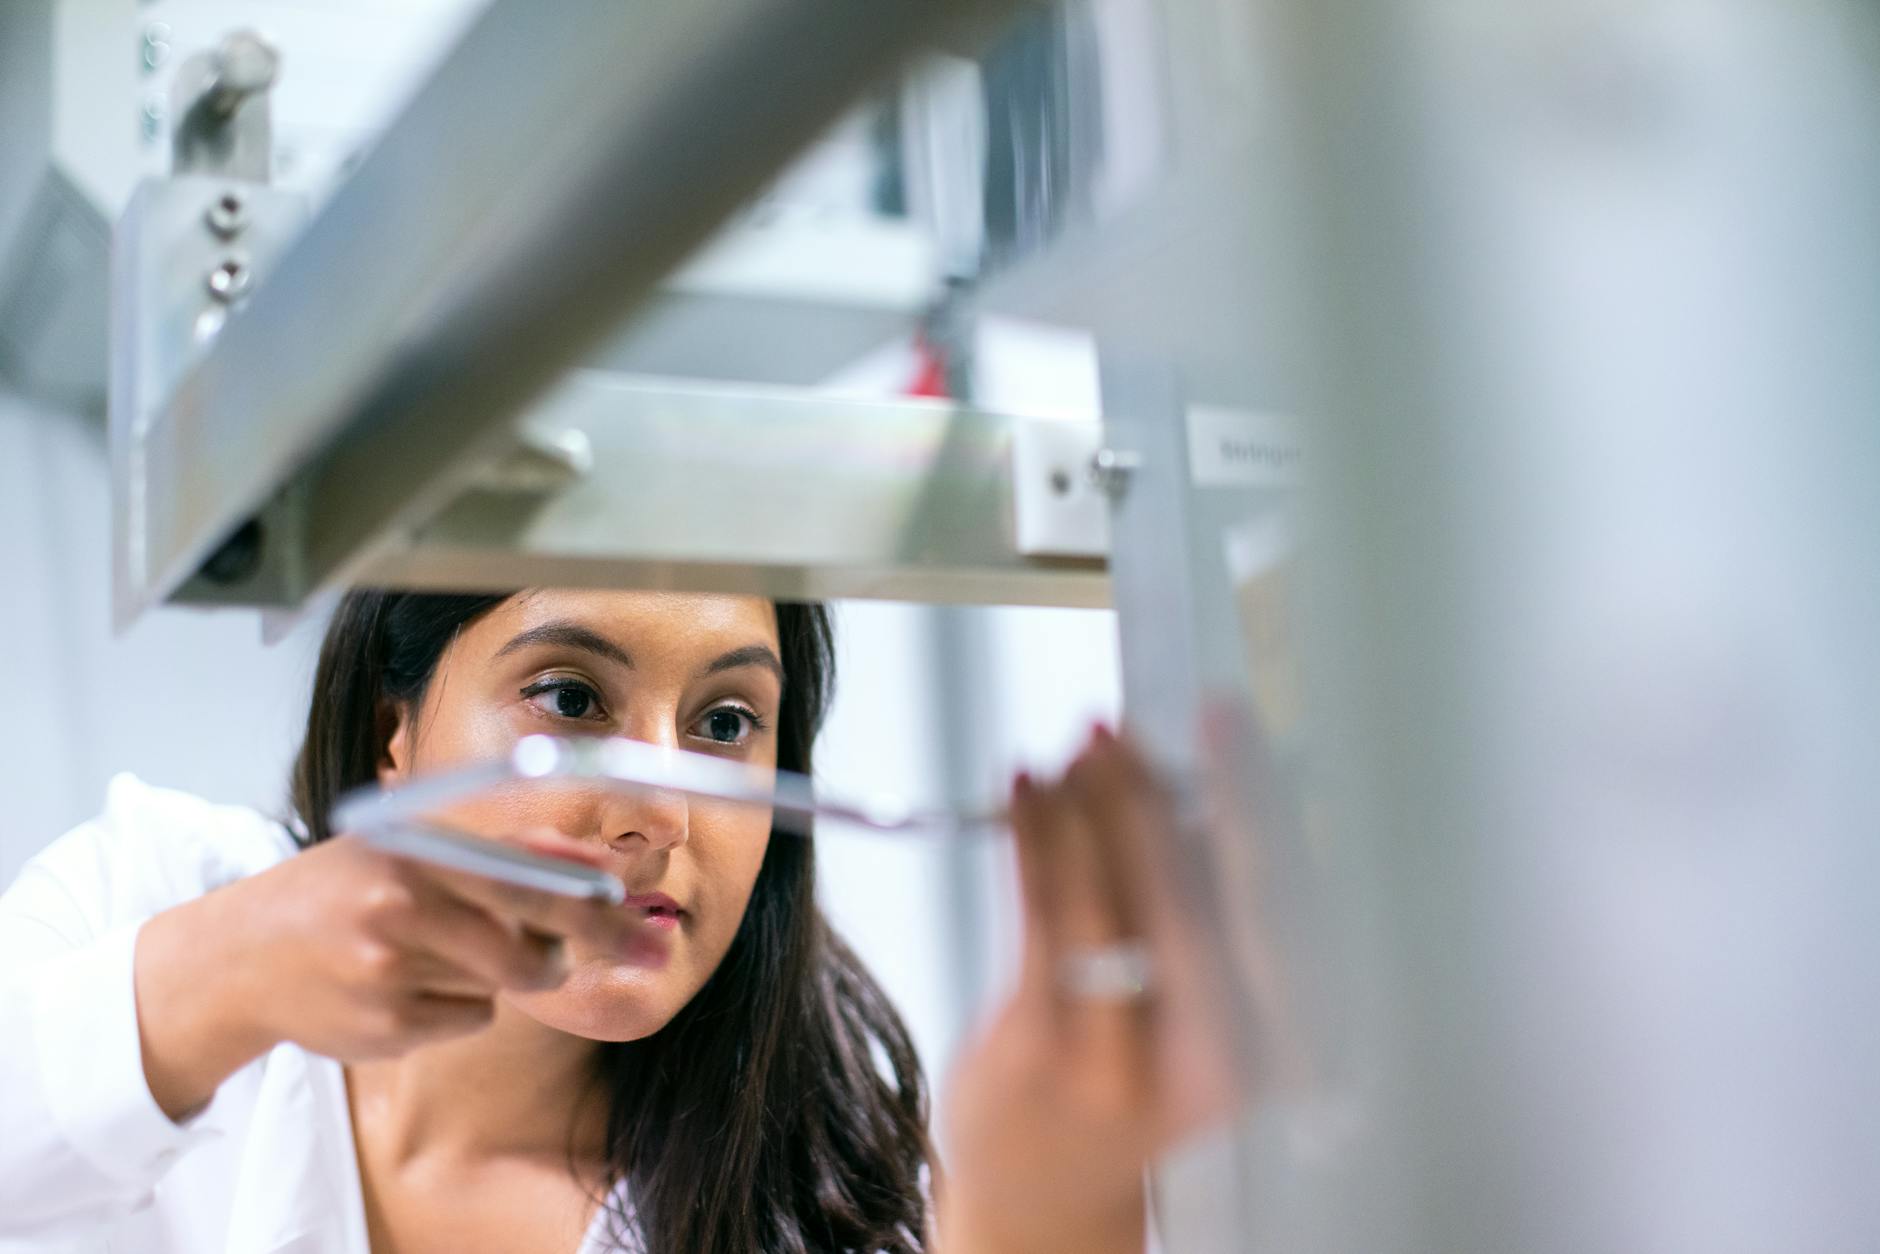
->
<box><xmin>621</xmin><ymin>891</ymin><xmax>684</xmax><ymax>930</ymax></box>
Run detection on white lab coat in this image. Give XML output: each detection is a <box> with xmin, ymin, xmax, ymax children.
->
<box><xmin>0</xmin><ymin>775</ymin><xmax>632</xmax><ymax>1254</ymax></box>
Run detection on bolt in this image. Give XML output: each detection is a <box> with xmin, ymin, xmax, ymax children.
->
<box><xmin>205</xmin><ymin>192</ymin><xmax>247</xmax><ymax>238</ymax></box>
<box><xmin>1088</xmin><ymin>447</ymin><xmax>1143</xmax><ymax>499</ymax></box>
<box><xmin>205</xmin><ymin>31</ymin><xmax>280</xmax><ymax>116</ymax></box>
<box><xmin>1049</xmin><ymin>467</ymin><xmax>1073</xmax><ymax>497</ymax></box>
<box><xmin>206</xmin><ymin>255</ymin><xmax>252</xmax><ymax>302</ymax></box>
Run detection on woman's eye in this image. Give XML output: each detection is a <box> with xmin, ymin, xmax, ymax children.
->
<box><xmin>697</xmin><ymin>706</ymin><xmax>755</xmax><ymax>745</ymax></box>
<box><xmin>522</xmin><ymin>679</ymin><xmax>606</xmax><ymax>722</ymax></box>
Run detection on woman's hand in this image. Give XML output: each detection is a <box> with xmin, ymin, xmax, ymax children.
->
<box><xmin>938</xmin><ymin>726</ymin><xmax>1246</xmax><ymax>1254</ymax></box>
<box><xmin>133</xmin><ymin>830</ymin><xmax>639</xmax><ymax>1121</ymax></box>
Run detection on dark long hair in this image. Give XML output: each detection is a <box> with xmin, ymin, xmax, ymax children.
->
<box><xmin>290</xmin><ymin>590</ymin><xmax>931</xmax><ymax>1252</ymax></box>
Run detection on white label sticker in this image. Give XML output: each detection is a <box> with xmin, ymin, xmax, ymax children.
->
<box><xmin>1187</xmin><ymin>407</ymin><xmax>1302</xmax><ymax>488</ymax></box>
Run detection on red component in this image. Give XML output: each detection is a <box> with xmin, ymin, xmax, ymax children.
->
<box><xmin>907</xmin><ymin>333</ymin><xmax>950</xmax><ymax>399</ymax></box>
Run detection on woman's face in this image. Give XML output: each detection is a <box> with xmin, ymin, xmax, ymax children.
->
<box><xmin>378</xmin><ymin>588</ymin><xmax>783</xmax><ymax>1041</ymax></box>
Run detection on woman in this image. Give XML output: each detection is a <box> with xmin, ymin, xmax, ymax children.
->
<box><xmin>0</xmin><ymin>587</ymin><xmax>1236</xmax><ymax>1252</ymax></box>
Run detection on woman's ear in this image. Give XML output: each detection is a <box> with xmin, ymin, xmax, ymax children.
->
<box><xmin>376</xmin><ymin>697</ymin><xmax>413</xmax><ymax>787</ymax></box>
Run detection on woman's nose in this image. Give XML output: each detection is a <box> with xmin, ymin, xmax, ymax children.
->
<box><xmin>599</xmin><ymin>783</ymin><xmax>690</xmax><ymax>853</ymax></box>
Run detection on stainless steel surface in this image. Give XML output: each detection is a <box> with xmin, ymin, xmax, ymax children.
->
<box><xmin>363</xmin><ymin>822</ymin><xmax>628</xmax><ymax>905</ymax></box>
<box><xmin>110</xmin><ymin>175</ymin><xmax>308</xmax><ymax>617</ymax></box>
<box><xmin>1097</xmin><ymin>353</ymin><xmax>1319</xmax><ymax>1254</ymax></box>
<box><xmin>114</xmin><ymin>0</ymin><xmax>1027</xmax><ymax>627</ymax></box>
<box><xmin>333</xmin><ymin>733</ymin><xmax>1011</xmax><ymax>843</ymax></box>
<box><xmin>0</xmin><ymin>0</ymin><xmax>110</xmax><ymax>414</ymax></box>
<box><xmin>172</xmin><ymin>372</ymin><xmax>1109</xmax><ymax>610</ymax></box>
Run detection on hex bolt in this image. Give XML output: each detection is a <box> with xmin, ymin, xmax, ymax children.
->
<box><xmin>205</xmin><ymin>192</ymin><xmax>247</xmax><ymax>239</ymax></box>
<box><xmin>206</xmin><ymin>255</ymin><xmax>252</xmax><ymax>302</ymax></box>
<box><xmin>1088</xmin><ymin>447</ymin><xmax>1143</xmax><ymax>499</ymax></box>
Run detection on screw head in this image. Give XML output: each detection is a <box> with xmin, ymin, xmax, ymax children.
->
<box><xmin>206</xmin><ymin>255</ymin><xmax>252</xmax><ymax>302</ymax></box>
<box><xmin>140</xmin><ymin>23</ymin><xmax>172</xmax><ymax>72</ymax></box>
<box><xmin>205</xmin><ymin>192</ymin><xmax>247</xmax><ymax>239</ymax></box>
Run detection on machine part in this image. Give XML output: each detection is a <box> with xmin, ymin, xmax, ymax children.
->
<box><xmin>1096</xmin><ymin>350</ymin><xmax>1353</xmax><ymax>1254</ymax></box>
<box><xmin>462</xmin><ymin>426</ymin><xmax>594</xmax><ymax>495</ymax></box>
<box><xmin>1010</xmin><ymin>416</ymin><xmax>1110</xmax><ymax>558</ymax></box>
<box><xmin>196</xmin><ymin>517</ymin><xmax>264</xmax><ymax>586</ymax></box>
<box><xmin>112</xmin><ymin>0</ymin><xmax>1029</xmax><ymax>628</ymax></box>
<box><xmin>1088</xmin><ymin>444</ymin><xmax>1143</xmax><ymax>499</ymax></box>
<box><xmin>203</xmin><ymin>254</ymin><xmax>251</xmax><ymax>303</ymax></box>
<box><xmin>169</xmin><ymin>30</ymin><xmax>277</xmax><ymax>182</ymax></box>
<box><xmin>203</xmin><ymin>190</ymin><xmax>247</xmax><ymax>239</ymax></box>
<box><xmin>109</xmin><ymin>174</ymin><xmax>308</xmax><ymax>606</ymax></box>
<box><xmin>184</xmin><ymin>372</ymin><xmax>1109</xmax><ymax>611</ymax></box>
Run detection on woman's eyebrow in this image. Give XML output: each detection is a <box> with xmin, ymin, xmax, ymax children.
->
<box><xmin>699</xmin><ymin>644</ymin><xmax>784</xmax><ymax>684</ymax></box>
<box><xmin>493</xmin><ymin>622</ymin><xmax>633</xmax><ymax>669</ymax></box>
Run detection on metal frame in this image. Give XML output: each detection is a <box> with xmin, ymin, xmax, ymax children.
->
<box><xmin>163</xmin><ymin>370</ymin><xmax>1110</xmax><ymax>610</ymax></box>
<box><xmin>112</xmin><ymin>0</ymin><xmax>1031</xmax><ymax>626</ymax></box>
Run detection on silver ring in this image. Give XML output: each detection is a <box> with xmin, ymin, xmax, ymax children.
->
<box><xmin>1056</xmin><ymin>940</ymin><xmax>1154</xmax><ymax>1002</ymax></box>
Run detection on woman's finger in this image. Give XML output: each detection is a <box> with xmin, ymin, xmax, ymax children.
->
<box><xmin>401</xmin><ymin>880</ymin><xmax>570</xmax><ymax>993</ymax></box>
<box><xmin>1035</xmin><ymin>747</ymin><xmax>1156</xmax><ymax>1071</ymax></box>
<box><xmin>422</xmin><ymin>861</ymin><xmax>645</xmax><ymax>958</ymax></box>
<box><xmin>1060</xmin><ymin>729</ymin><xmax>1156</xmax><ymax>947</ymax></box>
<box><xmin>391</xmin><ymin>950</ymin><xmax>502</xmax><ymax>999</ymax></box>
<box><xmin>395</xmin><ymin>991</ymin><xmax>498</xmax><ymax>1044</ymax></box>
<box><xmin>1071</xmin><ymin>729</ymin><xmax>1201</xmax><ymax>964</ymax></box>
<box><xmin>1008</xmin><ymin>771</ymin><xmax>1061</xmax><ymax>996</ymax></box>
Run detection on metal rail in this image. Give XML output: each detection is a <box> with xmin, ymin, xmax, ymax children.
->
<box><xmin>336</xmin><ymin>373</ymin><xmax>1109</xmax><ymax>609</ymax></box>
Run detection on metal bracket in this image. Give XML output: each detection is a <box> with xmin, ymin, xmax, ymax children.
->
<box><xmin>1009</xmin><ymin>418</ymin><xmax>1111</xmax><ymax>559</ymax></box>
<box><xmin>110</xmin><ymin>29</ymin><xmax>309</xmax><ymax>625</ymax></box>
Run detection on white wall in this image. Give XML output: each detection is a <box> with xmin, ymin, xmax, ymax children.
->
<box><xmin>814</xmin><ymin>600</ymin><xmax>1125</xmax><ymax>1083</ymax></box>
<box><xmin>0</xmin><ymin>388</ymin><xmax>321</xmax><ymax>886</ymax></box>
